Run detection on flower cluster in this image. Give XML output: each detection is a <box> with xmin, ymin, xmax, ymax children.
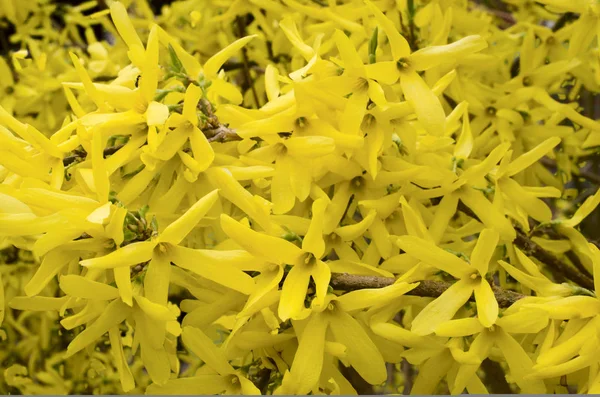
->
<box><xmin>2</xmin><ymin>0</ymin><xmax>600</xmax><ymax>394</ymax></box>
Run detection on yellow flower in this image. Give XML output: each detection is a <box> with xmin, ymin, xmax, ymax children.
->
<box><xmin>364</xmin><ymin>0</ymin><xmax>487</xmax><ymax>135</ymax></box>
<box><xmin>395</xmin><ymin>228</ymin><xmax>500</xmax><ymax>333</ymax></box>
<box><xmin>146</xmin><ymin>326</ymin><xmax>261</xmax><ymax>395</ymax></box>
<box><xmin>434</xmin><ymin>308</ymin><xmax>549</xmax><ymax>393</ymax></box>
<box><xmin>220</xmin><ymin>199</ymin><xmax>331</xmax><ymax>321</ymax></box>
<box><xmin>80</xmin><ymin>190</ymin><xmax>256</xmax><ymax>303</ymax></box>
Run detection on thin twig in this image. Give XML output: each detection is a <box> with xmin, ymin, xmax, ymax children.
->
<box><xmin>329</xmin><ymin>274</ymin><xmax>525</xmax><ymax>308</ymax></box>
<box><xmin>514</xmin><ymin>228</ymin><xmax>595</xmax><ymax>290</ymax></box>
<box><xmin>456</xmin><ymin>201</ymin><xmax>595</xmax><ymax>290</ymax></box>
<box><xmin>235</xmin><ymin>15</ymin><xmax>260</xmax><ymax>108</ymax></box>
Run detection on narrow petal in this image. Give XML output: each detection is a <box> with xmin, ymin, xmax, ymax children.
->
<box><xmin>364</xmin><ymin>62</ymin><xmax>399</xmax><ymax>85</ymax></box>
<box><xmin>220</xmin><ymin>214</ymin><xmax>303</xmax><ymax>265</ymax></box>
<box><xmin>400</xmin><ymin>70</ymin><xmax>446</xmax><ymax>136</ymax></box>
<box><xmin>459</xmin><ymin>187</ymin><xmax>515</xmax><ymax>241</ymax></box>
<box><xmin>182</xmin><ymin>326</ymin><xmax>235</xmax><ymax>375</ymax></box>
<box><xmin>203</xmin><ymin>35</ymin><xmax>257</xmax><ymax>79</ymax></box>
<box><xmin>109</xmin><ymin>327</ymin><xmax>136</xmax><ymax>392</ymax></box>
<box><xmin>160</xmin><ymin>189</ymin><xmax>219</xmax><ymax>245</ymax></box>
<box><xmin>329</xmin><ymin>309</ymin><xmax>387</xmax><ymax>385</ymax></box>
<box><xmin>302</xmin><ymin>198</ymin><xmax>328</xmax><ymax>258</ymax></box>
<box><xmin>283</xmin><ymin>313</ymin><xmax>328</xmax><ymax>394</ymax></box>
<box><xmin>411</xmin><ymin>279</ymin><xmax>474</xmax><ymax>335</ymax></box>
<box><xmin>24</xmin><ymin>250</ymin><xmax>74</xmax><ymax>296</ymax></box>
<box><xmin>336</xmin><ymin>282</ymin><xmax>417</xmax><ymax>312</ymax></box>
<box><xmin>409</xmin><ymin>36</ymin><xmax>488</xmax><ymax>71</ymax></box>
<box><xmin>494</xmin><ymin>328</ymin><xmax>546</xmax><ymax>393</ymax></box>
<box><xmin>504</xmin><ymin>137</ymin><xmax>561</xmax><ymax>177</ymax></box>
<box><xmin>65</xmin><ymin>300</ymin><xmax>131</xmax><ymax>358</ymax></box>
<box><xmin>279</xmin><ymin>264</ymin><xmax>312</xmax><ymax>321</ymax></box>
<box><xmin>147</xmin><ymin>376</ymin><xmax>227</xmax><ymax>395</ymax></box>
<box><xmin>560</xmin><ymin>188</ymin><xmax>600</xmax><ymax>228</ymax></box>
<box><xmin>471</xmin><ymin>229</ymin><xmax>499</xmax><ymax>276</ymax></box>
<box><xmin>364</xmin><ymin>0</ymin><xmax>411</xmax><ymax>60</ymax></box>
<box><xmin>434</xmin><ymin>317</ymin><xmax>484</xmax><ymax>337</ymax></box>
<box><xmin>80</xmin><ymin>241</ymin><xmax>156</xmax><ymax>269</ymax></box>
<box><xmin>394</xmin><ymin>235</ymin><xmax>471</xmax><ymax>278</ymax></box>
<box><xmin>59</xmin><ymin>275</ymin><xmax>120</xmax><ymax>300</ymax></box>
<box><xmin>474</xmin><ymin>279</ymin><xmax>498</xmax><ymax>328</ymax></box>
<box><xmin>496</xmin><ymin>310</ymin><xmax>549</xmax><ymax>334</ymax></box>
<box><xmin>170</xmin><ymin>246</ymin><xmax>255</xmax><ymax>295</ymax></box>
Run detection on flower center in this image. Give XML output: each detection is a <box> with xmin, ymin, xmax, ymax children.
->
<box><xmin>396</xmin><ymin>57</ymin><xmax>410</xmax><ymax>70</ymax></box>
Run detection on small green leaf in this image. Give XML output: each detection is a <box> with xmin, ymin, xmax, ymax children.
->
<box><xmin>168</xmin><ymin>44</ymin><xmax>185</xmax><ymax>74</ymax></box>
<box><xmin>369</xmin><ymin>26</ymin><xmax>378</xmax><ymax>64</ymax></box>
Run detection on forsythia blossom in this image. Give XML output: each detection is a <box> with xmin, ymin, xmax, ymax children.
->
<box><xmin>2</xmin><ymin>0</ymin><xmax>600</xmax><ymax>395</ymax></box>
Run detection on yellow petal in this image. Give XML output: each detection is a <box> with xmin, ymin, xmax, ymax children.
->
<box><xmin>302</xmin><ymin>198</ymin><xmax>328</xmax><ymax>258</ymax></box>
<box><xmin>181</xmin><ymin>326</ymin><xmax>235</xmax><ymax>375</ymax></box>
<box><xmin>503</xmin><ymin>137</ymin><xmax>561</xmax><ymax>177</ymax></box>
<box><xmin>25</xmin><ymin>250</ymin><xmax>75</xmax><ymax>297</ymax></box>
<box><xmin>336</xmin><ymin>282</ymin><xmax>417</xmax><ymax>312</ymax></box>
<box><xmin>109</xmin><ymin>327</ymin><xmax>136</xmax><ymax>392</ymax></box>
<box><xmin>114</xmin><ymin>266</ymin><xmax>133</xmax><ymax>307</ymax></box>
<box><xmin>145</xmin><ymin>101</ymin><xmax>170</xmax><ymax>126</ymax></box>
<box><xmin>65</xmin><ymin>300</ymin><xmax>131</xmax><ymax>358</ymax></box>
<box><xmin>141</xmin><ymin>26</ymin><xmax>160</xmax><ymax>103</ymax></box>
<box><xmin>435</xmin><ymin>317</ymin><xmax>484</xmax><ymax>337</ymax></box>
<box><xmin>80</xmin><ymin>241</ymin><xmax>156</xmax><ymax>269</ymax></box>
<box><xmin>170</xmin><ymin>246</ymin><xmax>255</xmax><ymax>295</ymax></box>
<box><xmin>329</xmin><ymin>309</ymin><xmax>387</xmax><ymax>385</ymax></box>
<box><xmin>409</xmin><ymin>36</ymin><xmax>488</xmax><ymax>71</ymax></box>
<box><xmin>471</xmin><ymin>229</ymin><xmax>499</xmax><ymax>276</ymax></box>
<box><xmin>110</xmin><ymin>1</ymin><xmax>145</xmax><ymax>66</ymax></box>
<box><xmin>411</xmin><ymin>279</ymin><xmax>474</xmax><ymax>335</ymax></box>
<box><xmin>474</xmin><ymin>279</ymin><xmax>498</xmax><ymax>328</ymax></box>
<box><xmin>498</xmin><ymin>177</ymin><xmax>552</xmax><ymax>222</ymax></box>
<box><xmin>220</xmin><ymin>214</ymin><xmax>303</xmax><ymax>265</ymax></box>
<box><xmin>394</xmin><ymin>235</ymin><xmax>471</xmax><ymax>278</ymax></box>
<box><xmin>494</xmin><ymin>328</ymin><xmax>546</xmax><ymax>393</ymax></box>
<box><xmin>496</xmin><ymin>310</ymin><xmax>549</xmax><ymax>334</ymax></box>
<box><xmin>560</xmin><ymin>188</ymin><xmax>600</xmax><ymax>228</ymax></box>
<box><xmin>400</xmin><ymin>70</ymin><xmax>446</xmax><ymax>136</ymax></box>
<box><xmin>160</xmin><ymin>189</ymin><xmax>219</xmax><ymax>245</ymax></box>
<box><xmin>459</xmin><ymin>187</ymin><xmax>515</xmax><ymax>241</ymax></box>
<box><xmin>203</xmin><ymin>35</ymin><xmax>257</xmax><ymax>79</ymax></box>
<box><xmin>278</xmin><ymin>264</ymin><xmax>312</xmax><ymax>321</ymax></box>
<box><xmin>146</xmin><ymin>376</ymin><xmax>229</xmax><ymax>395</ymax></box>
<box><xmin>364</xmin><ymin>0</ymin><xmax>410</xmax><ymax>60</ymax></box>
<box><xmin>283</xmin><ymin>313</ymin><xmax>328</xmax><ymax>394</ymax></box>
<box><xmin>134</xmin><ymin>295</ymin><xmax>177</xmax><ymax>322</ymax></box>
<box><xmin>59</xmin><ymin>275</ymin><xmax>120</xmax><ymax>300</ymax></box>
<box><xmin>334</xmin><ymin>209</ymin><xmax>377</xmax><ymax>241</ymax></box>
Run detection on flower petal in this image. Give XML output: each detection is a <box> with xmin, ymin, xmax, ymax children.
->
<box><xmin>220</xmin><ymin>214</ymin><xmax>303</xmax><ymax>265</ymax></box>
<box><xmin>410</xmin><ymin>279</ymin><xmax>474</xmax><ymax>335</ymax></box>
<box><xmin>80</xmin><ymin>241</ymin><xmax>156</xmax><ymax>269</ymax></box>
<box><xmin>160</xmin><ymin>189</ymin><xmax>219</xmax><ymax>245</ymax></box>
<box><xmin>364</xmin><ymin>0</ymin><xmax>411</xmax><ymax>60</ymax></box>
<box><xmin>474</xmin><ymin>279</ymin><xmax>498</xmax><ymax>328</ymax></box>
<box><xmin>400</xmin><ymin>70</ymin><xmax>446</xmax><ymax>136</ymax></box>
<box><xmin>170</xmin><ymin>245</ymin><xmax>255</xmax><ymax>295</ymax></box>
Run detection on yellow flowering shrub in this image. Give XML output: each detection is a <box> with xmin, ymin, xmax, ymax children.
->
<box><xmin>3</xmin><ymin>0</ymin><xmax>600</xmax><ymax>394</ymax></box>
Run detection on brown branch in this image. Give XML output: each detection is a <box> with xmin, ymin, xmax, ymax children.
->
<box><xmin>514</xmin><ymin>228</ymin><xmax>594</xmax><ymax>290</ymax></box>
<box><xmin>235</xmin><ymin>15</ymin><xmax>260</xmax><ymax>108</ymax></box>
<box><xmin>456</xmin><ymin>201</ymin><xmax>595</xmax><ymax>290</ymax></box>
<box><xmin>329</xmin><ymin>273</ymin><xmax>525</xmax><ymax>308</ymax></box>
